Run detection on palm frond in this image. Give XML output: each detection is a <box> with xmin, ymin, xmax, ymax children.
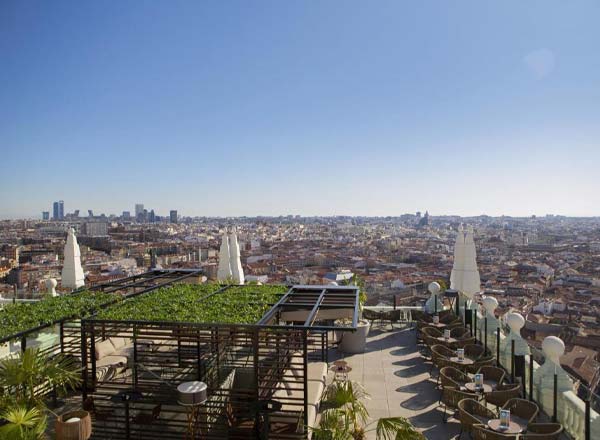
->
<box><xmin>374</xmin><ymin>417</ymin><xmax>425</xmax><ymax>440</ymax></box>
<box><xmin>0</xmin><ymin>404</ymin><xmax>47</xmax><ymax>440</ymax></box>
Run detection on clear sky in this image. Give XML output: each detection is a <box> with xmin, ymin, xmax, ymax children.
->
<box><xmin>1</xmin><ymin>1</ymin><xmax>599</xmax><ymax>219</ymax></box>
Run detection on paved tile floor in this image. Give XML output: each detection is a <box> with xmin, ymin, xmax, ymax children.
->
<box><xmin>328</xmin><ymin>324</ymin><xmax>462</xmax><ymax>440</ymax></box>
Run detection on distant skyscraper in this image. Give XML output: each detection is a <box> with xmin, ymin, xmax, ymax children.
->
<box><xmin>42</xmin><ymin>211</ymin><xmax>50</xmax><ymax>220</ymax></box>
<box><xmin>73</xmin><ymin>209</ymin><xmax>80</xmax><ymax>218</ymax></box>
<box><xmin>88</xmin><ymin>210</ymin><xmax>94</xmax><ymax>217</ymax></box>
<box><xmin>122</xmin><ymin>211</ymin><xmax>131</xmax><ymax>220</ymax></box>
<box><xmin>52</xmin><ymin>200</ymin><xmax>64</xmax><ymax>220</ymax></box>
<box><xmin>170</xmin><ymin>210</ymin><xmax>178</xmax><ymax>224</ymax></box>
<box><xmin>135</xmin><ymin>204</ymin><xmax>144</xmax><ymax>217</ymax></box>
<box><xmin>149</xmin><ymin>209</ymin><xmax>156</xmax><ymax>223</ymax></box>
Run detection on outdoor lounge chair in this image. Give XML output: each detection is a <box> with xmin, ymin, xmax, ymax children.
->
<box><xmin>472</xmin><ymin>423</ymin><xmax>519</xmax><ymax>439</ymax></box>
<box><xmin>439</xmin><ymin>366</ymin><xmax>471</xmax><ymax>390</ymax></box>
<box><xmin>484</xmin><ymin>383</ymin><xmax>521</xmax><ymax>409</ymax></box>
<box><xmin>501</xmin><ymin>398</ymin><xmax>539</xmax><ymax>427</ymax></box>
<box><xmin>440</xmin><ymin>386</ymin><xmax>478</xmax><ymax>423</ymax></box>
<box><xmin>475</xmin><ymin>365</ymin><xmax>506</xmax><ymax>388</ymax></box>
<box><xmin>430</xmin><ymin>344</ymin><xmax>456</xmax><ymax>376</ymax></box>
<box><xmin>451</xmin><ymin>327</ymin><xmax>471</xmax><ymax>339</ymax></box>
<box><xmin>458</xmin><ymin>398</ymin><xmax>497</xmax><ymax>437</ymax></box>
<box><xmin>521</xmin><ymin>422</ymin><xmax>563</xmax><ymax>439</ymax></box>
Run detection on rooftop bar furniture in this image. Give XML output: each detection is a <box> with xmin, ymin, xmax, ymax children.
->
<box><xmin>502</xmin><ymin>398</ymin><xmax>539</xmax><ymax>427</ymax></box>
<box><xmin>55</xmin><ymin>410</ymin><xmax>92</xmax><ymax>440</ymax></box>
<box><xmin>472</xmin><ymin>423</ymin><xmax>519</xmax><ymax>439</ymax></box>
<box><xmin>458</xmin><ymin>397</ymin><xmax>497</xmax><ymax>437</ymax></box>
<box><xmin>521</xmin><ymin>422</ymin><xmax>564</xmax><ymax>439</ymax></box>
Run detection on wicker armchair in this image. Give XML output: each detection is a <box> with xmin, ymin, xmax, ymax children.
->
<box><xmin>430</xmin><ymin>344</ymin><xmax>456</xmax><ymax>377</ymax></box>
<box><xmin>439</xmin><ymin>310</ymin><xmax>456</xmax><ymax>319</ymax></box>
<box><xmin>451</xmin><ymin>327</ymin><xmax>470</xmax><ymax>338</ymax></box>
<box><xmin>458</xmin><ymin>398</ymin><xmax>497</xmax><ymax>436</ymax></box>
<box><xmin>451</xmin><ymin>336</ymin><xmax>476</xmax><ymax>349</ymax></box>
<box><xmin>502</xmin><ymin>398</ymin><xmax>539</xmax><ymax>426</ymax></box>
<box><xmin>440</xmin><ymin>386</ymin><xmax>478</xmax><ymax>422</ymax></box>
<box><xmin>521</xmin><ymin>423</ymin><xmax>563</xmax><ymax>439</ymax></box>
<box><xmin>472</xmin><ymin>423</ymin><xmax>519</xmax><ymax>440</ymax></box>
<box><xmin>440</xmin><ymin>313</ymin><xmax>461</xmax><ymax>324</ymax></box>
<box><xmin>476</xmin><ymin>366</ymin><xmax>506</xmax><ymax>388</ymax></box>
<box><xmin>440</xmin><ymin>366</ymin><xmax>470</xmax><ymax>390</ymax></box>
<box><xmin>466</xmin><ymin>356</ymin><xmax>496</xmax><ymax>374</ymax></box>
<box><xmin>422</xmin><ymin>326</ymin><xmax>443</xmax><ymax>347</ymax></box>
<box><xmin>465</xmin><ymin>344</ymin><xmax>485</xmax><ymax>360</ymax></box>
<box><xmin>484</xmin><ymin>383</ymin><xmax>521</xmax><ymax>408</ymax></box>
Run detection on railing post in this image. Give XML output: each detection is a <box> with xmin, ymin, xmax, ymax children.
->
<box><xmin>553</xmin><ymin>373</ymin><xmax>558</xmax><ymax>423</ymax></box>
<box><xmin>585</xmin><ymin>391</ymin><xmax>591</xmax><ymax>440</ymax></box>
<box><xmin>511</xmin><ymin>339</ymin><xmax>515</xmax><ymax>383</ymax></box>
<box><xmin>21</xmin><ymin>335</ymin><xmax>27</xmax><ymax>353</ymax></box>
<box><xmin>484</xmin><ymin>317</ymin><xmax>488</xmax><ymax>353</ymax></box>
<box><xmin>496</xmin><ymin>327</ymin><xmax>501</xmax><ymax>367</ymax></box>
<box><xmin>529</xmin><ymin>355</ymin><xmax>533</xmax><ymax>401</ymax></box>
<box><xmin>393</xmin><ymin>295</ymin><xmax>397</xmax><ymax>311</ymax></box>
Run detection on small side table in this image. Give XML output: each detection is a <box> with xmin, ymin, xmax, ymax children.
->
<box><xmin>487</xmin><ymin>419</ymin><xmax>523</xmax><ymax>434</ymax></box>
<box><xmin>177</xmin><ymin>381</ymin><xmax>208</xmax><ymax>440</ymax></box>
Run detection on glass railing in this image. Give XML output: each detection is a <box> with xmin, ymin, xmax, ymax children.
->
<box><xmin>473</xmin><ymin>308</ymin><xmax>600</xmax><ymax>440</ymax></box>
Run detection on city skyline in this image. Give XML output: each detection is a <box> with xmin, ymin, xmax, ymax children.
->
<box><xmin>2</xmin><ymin>1</ymin><xmax>599</xmax><ymax>218</ymax></box>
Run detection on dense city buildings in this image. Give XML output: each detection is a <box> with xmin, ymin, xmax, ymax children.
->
<box><xmin>2</xmin><ymin>211</ymin><xmax>600</xmax><ymax>393</ymax></box>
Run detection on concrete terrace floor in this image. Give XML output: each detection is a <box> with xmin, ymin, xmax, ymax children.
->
<box><xmin>328</xmin><ymin>324</ymin><xmax>462</xmax><ymax>440</ymax></box>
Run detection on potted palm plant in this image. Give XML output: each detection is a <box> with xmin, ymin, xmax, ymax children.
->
<box><xmin>311</xmin><ymin>380</ymin><xmax>425</xmax><ymax>440</ymax></box>
<box><xmin>0</xmin><ymin>347</ymin><xmax>82</xmax><ymax>439</ymax></box>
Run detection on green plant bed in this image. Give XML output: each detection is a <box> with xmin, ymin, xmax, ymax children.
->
<box><xmin>96</xmin><ymin>283</ymin><xmax>286</xmax><ymax>324</ymax></box>
<box><xmin>0</xmin><ymin>291</ymin><xmax>120</xmax><ymax>340</ymax></box>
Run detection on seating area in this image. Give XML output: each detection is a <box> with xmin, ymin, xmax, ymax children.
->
<box><xmin>414</xmin><ymin>311</ymin><xmax>565</xmax><ymax>439</ymax></box>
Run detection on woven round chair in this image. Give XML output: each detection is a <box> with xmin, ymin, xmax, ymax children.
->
<box><xmin>521</xmin><ymin>422</ymin><xmax>563</xmax><ymax>439</ymax></box>
<box><xmin>458</xmin><ymin>398</ymin><xmax>497</xmax><ymax>437</ymax></box>
<box><xmin>484</xmin><ymin>383</ymin><xmax>521</xmax><ymax>409</ymax></box>
<box><xmin>430</xmin><ymin>344</ymin><xmax>456</xmax><ymax>377</ymax></box>
<box><xmin>464</xmin><ymin>344</ymin><xmax>485</xmax><ymax>360</ymax></box>
<box><xmin>502</xmin><ymin>398</ymin><xmax>539</xmax><ymax>426</ymax></box>
<box><xmin>476</xmin><ymin>365</ymin><xmax>506</xmax><ymax>388</ymax></box>
<box><xmin>472</xmin><ymin>423</ymin><xmax>519</xmax><ymax>439</ymax></box>
<box><xmin>440</xmin><ymin>313</ymin><xmax>461</xmax><ymax>324</ymax></box>
<box><xmin>440</xmin><ymin>386</ymin><xmax>478</xmax><ymax>422</ymax></box>
<box><xmin>466</xmin><ymin>356</ymin><xmax>496</xmax><ymax>374</ymax></box>
<box><xmin>440</xmin><ymin>366</ymin><xmax>471</xmax><ymax>390</ymax></box>
<box><xmin>422</xmin><ymin>326</ymin><xmax>443</xmax><ymax>346</ymax></box>
<box><xmin>451</xmin><ymin>327</ymin><xmax>470</xmax><ymax>339</ymax></box>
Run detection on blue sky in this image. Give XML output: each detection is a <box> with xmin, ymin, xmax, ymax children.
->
<box><xmin>1</xmin><ymin>1</ymin><xmax>599</xmax><ymax>218</ymax></box>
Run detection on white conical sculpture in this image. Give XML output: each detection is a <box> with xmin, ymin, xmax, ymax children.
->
<box><xmin>229</xmin><ymin>227</ymin><xmax>245</xmax><ymax>285</ymax></box>
<box><xmin>217</xmin><ymin>230</ymin><xmax>232</xmax><ymax>281</ymax></box>
<box><xmin>450</xmin><ymin>225</ymin><xmax>481</xmax><ymax>316</ymax></box>
<box><xmin>462</xmin><ymin>226</ymin><xmax>481</xmax><ymax>297</ymax></box>
<box><xmin>61</xmin><ymin>228</ymin><xmax>85</xmax><ymax>289</ymax></box>
<box><xmin>450</xmin><ymin>224</ymin><xmax>465</xmax><ymax>291</ymax></box>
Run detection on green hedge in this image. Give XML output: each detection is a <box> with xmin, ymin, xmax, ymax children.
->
<box><xmin>0</xmin><ymin>291</ymin><xmax>120</xmax><ymax>340</ymax></box>
<box><xmin>96</xmin><ymin>284</ymin><xmax>286</xmax><ymax>324</ymax></box>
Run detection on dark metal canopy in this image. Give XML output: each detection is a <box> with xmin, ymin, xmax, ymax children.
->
<box><xmin>258</xmin><ymin>284</ymin><xmax>360</xmax><ymax>331</ymax></box>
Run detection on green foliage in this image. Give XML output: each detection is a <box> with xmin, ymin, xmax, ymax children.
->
<box><xmin>97</xmin><ymin>284</ymin><xmax>286</xmax><ymax>324</ymax></box>
<box><xmin>0</xmin><ymin>348</ymin><xmax>81</xmax><ymax>439</ymax></box>
<box><xmin>313</xmin><ymin>379</ymin><xmax>424</xmax><ymax>440</ymax></box>
<box><xmin>0</xmin><ymin>291</ymin><xmax>120</xmax><ymax>340</ymax></box>
<box><xmin>0</xmin><ymin>347</ymin><xmax>81</xmax><ymax>408</ymax></box>
<box><xmin>0</xmin><ymin>405</ymin><xmax>47</xmax><ymax>440</ymax></box>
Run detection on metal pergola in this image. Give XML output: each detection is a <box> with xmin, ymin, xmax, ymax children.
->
<box><xmin>258</xmin><ymin>284</ymin><xmax>360</xmax><ymax>331</ymax></box>
<box><xmin>89</xmin><ymin>269</ymin><xmax>203</xmax><ymax>298</ymax></box>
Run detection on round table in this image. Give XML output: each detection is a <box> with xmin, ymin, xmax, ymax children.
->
<box><xmin>436</xmin><ymin>337</ymin><xmax>458</xmax><ymax>344</ymax></box>
<box><xmin>430</xmin><ymin>322</ymin><xmax>447</xmax><ymax>328</ymax></box>
<box><xmin>464</xmin><ymin>382</ymin><xmax>492</xmax><ymax>393</ymax></box>
<box><xmin>450</xmin><ymin>357</ymin><xmax>474</xmax><ymax>366</ymax></box>
<box><xmin>487</xmin><ymin>419</ymin><xmax>523</xmax><ymax>434</ymax></box>
<box><xmin>177</xmin><ymin>381</ymin><xmax>208</xmax><ymax>440</ymax></box>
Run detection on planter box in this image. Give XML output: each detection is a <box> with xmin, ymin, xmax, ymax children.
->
<box><xmin>339</xmin><ymin>320</ymin><xmax>370</xmax><ymax>354</ymax></box>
